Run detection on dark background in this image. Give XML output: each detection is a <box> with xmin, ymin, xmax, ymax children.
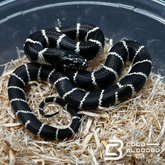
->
<box><xmin>0</xmin><ymin>0</ymin><xmax>165</xmax><ymax>76</ymax></box>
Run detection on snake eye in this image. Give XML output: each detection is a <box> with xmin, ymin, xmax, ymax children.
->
<box><xmin>62</xmin><ymin>53</ymin><xmax>88</xmax><ymax>70</ymax></box>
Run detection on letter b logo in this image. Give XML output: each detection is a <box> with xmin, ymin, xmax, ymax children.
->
<box><xmin>105</xmin><ymin>139</ymin><xmax>123</xmax><ymax>160</ymax></box>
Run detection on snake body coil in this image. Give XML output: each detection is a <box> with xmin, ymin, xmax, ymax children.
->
<box><xmin>8</xmin><ymin>23</ymin><xmax>151</xmax><ymax>140</ymax></box>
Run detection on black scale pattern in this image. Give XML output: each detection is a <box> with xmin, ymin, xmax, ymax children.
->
<box><xmin>8</xmin><ymin>24</ymin><xmax>151</xmax><ymax>140</ymax></box>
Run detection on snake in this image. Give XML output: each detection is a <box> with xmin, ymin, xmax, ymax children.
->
<box><xmin>8</xmin><ymin>23</ymin><xmax>152</xmax><ymax>141</ymax></box>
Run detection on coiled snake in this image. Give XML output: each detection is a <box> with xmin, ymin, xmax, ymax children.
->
<box><xmin>8</xmin><ymin>23</ymin><xmax>151</xmax><ymax>140</ymax></box>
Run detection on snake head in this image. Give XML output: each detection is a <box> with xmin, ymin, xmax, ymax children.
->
<box><xmin>62</xmin><ymin>54</ymin><xmax>88</xmax><ymax>70</ymax></box>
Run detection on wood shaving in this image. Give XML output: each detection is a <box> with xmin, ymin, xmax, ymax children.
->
<box><xmin>1</xmin><ymin>39</ymin><xmax>165</xmax><ymax>164</ymax></box>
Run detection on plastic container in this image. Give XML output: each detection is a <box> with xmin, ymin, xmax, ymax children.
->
<box><xmin>0</xmin><ymin>0</ymin><xmax>165</xmax><ymax>75</ymax></box>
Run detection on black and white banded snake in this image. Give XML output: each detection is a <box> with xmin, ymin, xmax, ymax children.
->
<box><xmin>8</xmin><ymin>23</ymin><xmax>152</xmax><ymax>140</ymax></box>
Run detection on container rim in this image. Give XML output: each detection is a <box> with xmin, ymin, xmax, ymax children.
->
<box><xmin>0</xmin><ymin>0</ymin><xmax>165</xmax><ymax>25</ymax></box>
<box><xmin>0</xmin><ymin>0</ymin><xmax>165</xmax><ymax>7</ymax></box>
